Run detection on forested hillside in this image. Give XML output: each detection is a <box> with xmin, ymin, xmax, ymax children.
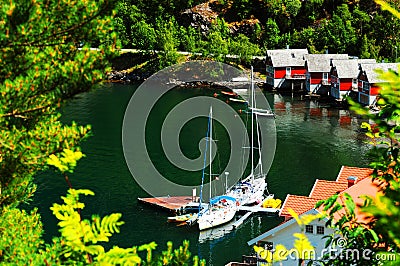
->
<box><xmin>114</xmin><ymin>0</ymin><xmax>399</xmax><ymax>68</ymax></box>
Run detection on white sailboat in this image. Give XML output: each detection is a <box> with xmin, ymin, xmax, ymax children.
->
<box><xmin>197</xmin><ymin>195</ymin><xmax>237</xmax><ymax>231</ymax></box>
<box><xmin>189</xmin><ymin>106</ymin><xmax>238</xmax><ymax>230</ymax></box>
<box><xmin>226</xmin><ymin>66</ymin><xmax>270</xmax><ymax>206</ymax></box>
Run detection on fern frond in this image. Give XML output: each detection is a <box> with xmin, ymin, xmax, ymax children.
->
<box><xmin>97</xmin><ymin>246</ymin><xmax>141</xmax><ymax>265</ymax></box>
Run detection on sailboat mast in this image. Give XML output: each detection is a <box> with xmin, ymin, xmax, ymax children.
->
<box><xmin>250</xmin><ymin>66</ymin><xmax>254</xmax><ymax>180</ymax></box>
<box><xmin>199</xmin><ymin>106</ymin><xmax>212</xmax><ymax>213</ymax></box>
<box><xmin>209</xmin><ymin>106</ymin><xmax>213</xmax><ymax>200</ymax></box>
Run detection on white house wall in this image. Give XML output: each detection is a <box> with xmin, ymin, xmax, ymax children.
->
<box><xmin>309</xmin><ymin>84</ymin><xmax>318</xmax><ymax>93</ymax></box>
<box><xmin>274</xmin><ymin>78</ymin><xmax>284</xmax><ymax>88</ymax></box>
<box><xmin>256</xmin><ymin>220</ymin><xmax>336</xmax><ymax>265</ymax></box>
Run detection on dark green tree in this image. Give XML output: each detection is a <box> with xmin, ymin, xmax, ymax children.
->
<box><xmin>155</xmin><ymin>18</ymin><xmax>184</xmax><ymax>69</ymax></box>
<box><xmin>114</xmin><ymin>1</ymin><xmax>144</xmax><ymax>48</ymax></box>
<box><xmin>316</xmin><ymin>5</ymin><xmax>357</xmax><ymax>54</ymax></box>
<box><xmin>283</xmin><ymin>0</ymin><xmax>302</xmax><ymax>18</ymax></box>
<box><xmin>263</xmin><ymin>18</ymin><xmax>282</xmax><ymax>50</ymax></box>
<box><xmin>230</xmin><ymin>34</ymin><xmax>261</xmax><ymax>64</ymax></box>
<box><xmin>204</xmin><ymin>30</ymin><xmax>229</xmax><ymax>62</ymax></box>
<box><xmin>131</xmin><ymin>20</ymin><xmax>157</xmax><ymax>50</ymax></box>
<box><xmin>371</xmin><ymin>11</ymin><xmax>400</xmax><ymax>60</ymax></box>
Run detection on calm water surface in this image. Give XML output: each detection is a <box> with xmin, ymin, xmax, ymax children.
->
<box><xmin>31</xmin><ymin>83</ymin><xmax>369</xmax><ymax>265</ymax></box>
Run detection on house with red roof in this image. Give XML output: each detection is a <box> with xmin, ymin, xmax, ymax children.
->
<box><xmin>304</xmin><ymin>54</ymin><xmax>348</xmax><ymax>94</ymax></box>
<box><xmin>265</xmin><ymin>49</ymin><xmax>308</xmax><ymax>90</ymax></box>
<box><xmin>247</xmin><ymin>166</ymin><xmax>378</xmax><ymax>265</ymax></box>
<box><xmin>330</xmin><ymin>59</ymin><xmax>376</xmax><ymax>100</ymax></box>
<box><xmin>357</xmin><ymin>63</ymin><xmax>400</xmax><ymax>106</ymax></box>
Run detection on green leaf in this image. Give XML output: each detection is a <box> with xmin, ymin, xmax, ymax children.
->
<box><xmin>343</xmin><ymin>193</ymin><xmax>356</xmax><ymax>216</ymax></box>
<box><xmin>369</xmin><ymin>229</ymin><xmax>379</xmax><ymax>242</ymax></box>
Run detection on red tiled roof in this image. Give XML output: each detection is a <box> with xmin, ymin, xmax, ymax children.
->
<box><xmin>336</xmin><ymin>166</ymin><xmax>373</xmax><ymax>183</ymax></box>
<box><xmin>280</xmin><ymin>195</ymin><xmax>320</xmax><ymax>217</ymax></box>
<box><xmin>279</xmin><ymin>166</ymin><xmax>374</xmax><ymax>220</ymax></box>
<box><xmin>317</xmin><ymin>177</ymin><xmax>381</xmax><ymax>225</ymax></box>
<box><xmin>309</xmin><ymin>179</ymin><xmax>348</xmax><ymax>200</ymax></box>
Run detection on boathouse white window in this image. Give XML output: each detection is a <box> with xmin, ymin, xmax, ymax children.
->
<box><xmin>352</xmin><ymin>78</ymin><xmax>357</xmax><ymax>87</ymax></box>
<box><xmin>305</xmin><ymin>225</ymin><xmax>314</xmax><ymax>234</ymax></box>
<box><xmin>323</xmin><ymin>73</ymin><xmax>328</xmax><ymax>80</ymax></box>
<box><xmin>286</xmin><ymin>67</ymin><xmax>291</xmax><ymax>76</ymax></box>
<box><xmin>363</xmin><ymin>81</ymin><xmax>370</xmax><ymax>92</ymax></box>
<box><xmin>317</xmin><ymin>226</ymin><xmax>325</xmax><ymax>235</ymax></box>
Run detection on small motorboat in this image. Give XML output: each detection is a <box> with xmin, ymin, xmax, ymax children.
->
<box><xmin>262</xmin><ymin>198</ymin><xmax>282</xmax><ymax>209</ymax></box>
<box><xmin>221</xmin><ymin>90</ymin><xmax>238</xmax><ymax>97</ymax></box>
<box><xmin>168</xmin><ymin>213</ymin><xmax>197</xmax><ymax>223</ymax></box>
<box><xmin>229</xmin><ymin>98</ymin><xmax>248</xmax><ymax>104</ymax></box>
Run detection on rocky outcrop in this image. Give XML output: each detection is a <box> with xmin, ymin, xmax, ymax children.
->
<box><xmin>178</xmin><ymin>1</ymin><xmax>261</xmax><ymax>38</ymax></box>
<box><xmin>228</xmin><ymin>18</ymin><xmax>260</xmax><ymax>37</ymax></box>
<box><xmin>179</xmin><ymin>10</ymin><xmax>212</xmax><ymax>35</ymax></box>
<box><xmin>107</xmin><ymin>70</ymin><xmax>152</xmax><ymax>83</ymax></box>
<box><xmin>178</xmin><ymin>1</ymin><xmax>218</xmax><ymax>35</ymax></box>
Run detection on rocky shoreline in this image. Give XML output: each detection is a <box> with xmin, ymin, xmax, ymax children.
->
<box><xmin>106</xmin><ymin>52</ymin><xmax>266</xmax><ymax>84</ymax></box>
<box><xmin>106</xmin><ymin>70</ymin><xmax>152</xmax><ymax>83</ymax></box>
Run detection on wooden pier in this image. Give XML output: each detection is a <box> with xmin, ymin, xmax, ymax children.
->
<box><xmin>138</xmin><ymin>196</ymin><xmax>199</xmax><ymax>213</ymax></box>
<box><xmin>233</xmin><ymin>203</ymin><xmax>280</xmax><ymax>229</ymax></box>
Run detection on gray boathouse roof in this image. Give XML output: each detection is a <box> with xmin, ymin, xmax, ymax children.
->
<box><xmin>331</xmin><ymin>59</ymin><xmax>376</xmax><ymax>79</ymax></box>
<box><xmin>267</xmin><ymin>49</ymin><xmax>308</xmax><ymax>67</ymax></box>
<box><xmin>359</xmin><ymin>63</ymin><xmax>400</xmax><ymax>83</ymax></box>
<box><xmin>305</xmin><ymin>54</ymin><xmax>348</xmax><ymax>72</ymax></box>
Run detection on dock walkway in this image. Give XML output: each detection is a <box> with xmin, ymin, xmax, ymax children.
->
<box><xmin>138</xmin><ymin>196</ymin><xmax>199</xmax><ymax>213</ymax></box>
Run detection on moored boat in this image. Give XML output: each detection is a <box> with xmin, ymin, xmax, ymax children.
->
<box><xmin>221</xmin><ymin>90</ymin><xmax>238</xmax><ymax>97</ymax></box>
<box><xmin>197</xmin><ymin>195</ymin><xmax>237</xmax><ymax>231</ymax></box>
<box><xmin>262</xmin><ymin>197</ymin><xmax>282</xmax><ymax>209</ymax></box>
<box><xmin>226</xmin><ymin>66</ymin><xmax>272</xmax><ymax>206</ymax></box>
<box><xmin>187</xmin><ymin>106</ymin><xmax>238</xmax><ymax>230</ymax></box>
<box><xmin>168</xmin><ymin>213</ymin><xmax>197</xmax><ymax>223</ymax></box>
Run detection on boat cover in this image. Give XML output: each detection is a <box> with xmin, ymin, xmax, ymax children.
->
<box><xmin>210</xmin><ymin>195</ymin><xmax>237</xmax><ymax>205</ymax></box>
<box><xmin>240</xmin><ymin>182</ymin><xmax>253</xmax><ymax>187</ymax></box>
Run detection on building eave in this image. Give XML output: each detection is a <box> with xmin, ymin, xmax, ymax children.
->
<box><xmin>247</xmin><ymin>209</ymin><xmax>325</xmax><ymax>246</ymax></box>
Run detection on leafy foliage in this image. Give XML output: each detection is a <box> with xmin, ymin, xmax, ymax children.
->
<box><xmin>0</xmin><ymin>207</ymin><xmax>62</xmax><ymax>265</ymax></box>
<box><xmin>0</xmin><ymin>0</ymin><xmax>116</xmax><ymax>208</ymax></box>
<box><xmin>115</xmin><ymin>0</ymin><xmax>400</xmax><ymax>62</ymax></box>
<box><xmin>313</xmin><ymin>2</ymin><xmax>400</xmax><ymax>265</ymax></box>
<box><xmin>315</xmin><ymin>192</ymin><xmax>383</xmax><ymax>265</ymax></box>
<box><xmin>50</xmin><ymin>188</ymin><xmax>205</xmax><ymax>265</ymax></box>
<box><xmin>155</xmin><ymin>18</ymin><xmax>185</xmax><ymax>69</ymax></box>
<box><xmin>50</xmin><ymin>189</ymin><xmax>127</xmax><ymax>263</ymax></box>
<box><xmin>47</xmin><ymin>149</ymin><xmax>85</xmax><ymax>173</ymax></box>
<box><xmin>0</xmin><ymin>1</ymin><xmax>204</xmax><ymax>265</ymax></box>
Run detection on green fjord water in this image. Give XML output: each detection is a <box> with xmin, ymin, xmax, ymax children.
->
<box><xmin>31</xmin><ymin>83</ymin><xmax>369</xmax><ymax>265</ymax></box>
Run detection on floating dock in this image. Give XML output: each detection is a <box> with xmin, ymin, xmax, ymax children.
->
<box><xmin>237</xmin><ymin>206</ymin><xmax>280</xmax><ymax>213</ymax></box>
<box><xmin>138</xmin><ymin>196</ymin><xmax>199</xmax><ymax>213</ymax></box>
<box><xmin>232</xmin><ymin>212</ymin><xmax>253</xmax><ymax>229</ymax></box>
<box><xmin>233</xmin><ymin>202</ymin><xmax>280</xmax><ymax>229</ymax></box>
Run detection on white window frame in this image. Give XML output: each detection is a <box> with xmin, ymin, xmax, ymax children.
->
<box><xmin>363</xmin><ymin>81</ymin><xmax>370</xmax><ymax>93</ymax></box>
<box><xmin>286</xmin><ymin>67</ymin><xmax>291</xmax><ymax>76</ymax></box>
<box><xmin>316</xmin><ymin>226</ymin><xmax>325</xmax><ymax>235</ymax></box>
<box><xmin>305</xmin><ymin>225</ymin><xmax>314</xmax><ymax>234</ymax></box>
<box><xmin>352</xmin><ymin>78</ymin><xmax>357</xmax><ymax>87</ymax></box>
